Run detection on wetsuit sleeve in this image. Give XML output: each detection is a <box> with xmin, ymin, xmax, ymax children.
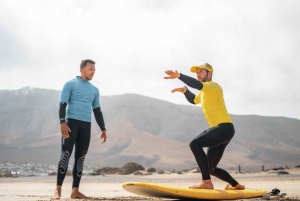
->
<box><xmin>93</xmin><ymin>107</ymin><xmax>106</xmax><ymax>131</ymax></box>
<box><xmin>92</xmin><ymin>88</ymin><xmax>100</xmax><ymax>109</ymax></box>
<box><xmin>194</xmin><ymin>92</ymin><xmax>201</xmax><ymax>104</ymax></box>
<box><xmin>179</xmin><ymin>73</ymin><xmax>203</xmax><ymax>90</ymax></box>
<box><xmin>184</xmin><ymin>88</ymin><xmax>196</xmax><ymax>104</ymax></box>
<box><xmin>60</xmin><ymin>82</ymin><xmax>72</xmax><ymax>104</ymax></box>
<box><xmin>59</xmin><ymin>102</ymin><xmax>67</xmax><ymax>124</ymax></box>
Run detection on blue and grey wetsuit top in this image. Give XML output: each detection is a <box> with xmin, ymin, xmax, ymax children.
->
<box><xmin>60</xmin><ymin>76</ymin><xmax>100</xmax><ymax>122</ymax></box>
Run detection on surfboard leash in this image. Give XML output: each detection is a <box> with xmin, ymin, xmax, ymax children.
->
<box><xmin>262</xmin><ymin>188</ymin><xmax>287</xmax><ymax>199</ymax></box>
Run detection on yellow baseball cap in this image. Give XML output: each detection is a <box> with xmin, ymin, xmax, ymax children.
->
<box><xmin>190</xmin><ymin>62</ymin><xmax>213</xmax><ymax>73</ymax></box>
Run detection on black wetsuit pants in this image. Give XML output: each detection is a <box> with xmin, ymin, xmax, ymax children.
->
<box><xmin>189</xmin><ymin>123</ymin><xmax>238</xmax><ymax>186</ymax></box>
<box><xmin>57</xmin><ymin>118</ymin><xmax>91</xmax><ymax>188</ymax></box>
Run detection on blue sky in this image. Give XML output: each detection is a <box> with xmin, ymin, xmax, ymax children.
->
<box><xmin>0</xmin><ymin>0</ymin><xmax>300</xmax><ymax>119</ymax></box>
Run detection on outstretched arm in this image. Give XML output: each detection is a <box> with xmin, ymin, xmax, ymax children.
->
<box><xmin>178</xmin><ymin>73</ymin><xmax>203</xmax><ymax>90</ymax></box>
<box><xmin>164</xmin><ymin>70</ymin><xmax>203</xmax><ymax>90</ymax></box>
<box><xmin>171</xmin><ymin>87</ymin><xmax>196</xmax><ymax>104</ymax></box>
<box><xmin>184</xmin><ymin>88</ymin><xmax>196</xmax><ymax>104</ymax></box>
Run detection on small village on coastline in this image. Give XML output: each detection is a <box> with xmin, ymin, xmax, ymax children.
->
<box><xmin>1</xmin><ymin>161</ymin><xmax>300</xmax><ymax>178</ymax></box>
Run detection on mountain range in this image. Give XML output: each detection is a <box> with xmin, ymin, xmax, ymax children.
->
<box><xmin>0</xmin><ymin>87</ymin><xmax>299</xmax><ymax>171</ymax></box>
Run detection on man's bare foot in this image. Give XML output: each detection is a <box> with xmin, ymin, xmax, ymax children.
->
<box><xmin>189</xmin><ymin>180</ymin><xmax>214</xmax><ymax>189</ymax></box>
<box><xmin>70</xmin><ymin>188</ymin><xmax>88</xmax><ymax>199</ymax></box>
<box><xmin>225</xmin><ymin>183</ymin><xmax>245</xmax><ymax>190</ymax></box>
<box><xmin>51</xmin><ymin>186</ymin><xmax>61</xmax><ymax>200</ymax></box>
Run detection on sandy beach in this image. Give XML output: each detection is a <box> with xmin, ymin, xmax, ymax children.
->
<box><xmin>1</xmin><ymin>169</ymin><xmax>300</xmax><ymax>201</ymax></box>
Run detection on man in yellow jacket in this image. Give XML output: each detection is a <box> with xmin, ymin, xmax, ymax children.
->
<box><xmin>164</xmin><ymin>62</ymin><xmax>244</xmax><ymax>190</ymax></box>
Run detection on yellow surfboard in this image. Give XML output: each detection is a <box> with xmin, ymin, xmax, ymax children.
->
<box><xmin>122</xmin><ymin>182</ymin><xmax>267</xmax><ymax>200</ymax></box>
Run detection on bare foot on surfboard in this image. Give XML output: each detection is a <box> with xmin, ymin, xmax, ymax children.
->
<box><xmin>225</xmin><ymin>183</ymin><xmax>245</xmax><ymax>190</ymax></box>
<box><xmin>189</xmin><ymin>180</ymin><xmax>214</xmax><ymax>189</ymax></box>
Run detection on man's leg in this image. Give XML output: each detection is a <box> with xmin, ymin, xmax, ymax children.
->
<box><xmin>70</xmin><ymin>121</ymin><xmax>91</xmax><ymax>198</ymax></box>
<box><xmin>52</xmin><ymin>119</ymin><xmax>78</xmax><ymax>200</ymax></box>
<box><xmin>207</xmin><ymin>143</ymin><xmax>238</xmax><ymax>186</ymax></box>
<box><xmin>208</xmin><ymin>144</ymin><xmax>245</xmax><ymax>189</ymax></box>
<box><xmin>207</xmin><ymin>124</ymin><xmax>245</xmax><ymax>189</ymax></box>
<box><xmin>189</xmin><ymin>123</ymin><xmax>234</xmax><ymax>189</ymax></box>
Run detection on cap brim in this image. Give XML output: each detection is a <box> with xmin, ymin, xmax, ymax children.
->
<box><xmin>190</xmin><ymin>66</ymin><xmax>205</xmax><ymax>73</ymax></box>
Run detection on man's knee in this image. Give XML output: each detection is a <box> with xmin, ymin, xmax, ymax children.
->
<box><xmin>209</xmin><ymin>167</ymin><xmax>216</xmax><ymax>176</ymax></box>
<box><xmin>189</xmin><ymin>139</ymin><xmax>202</xmax><ymax>151</ymax></box>
<box><xmin>59</xmin><ymin>150</ymin><xmax>71</xmax><ymax>174</ymax></box>
<box><xmin>75</xmin><ymin>155</ymin><xmax>86</xmax><ymax>177</ymax></box>
<box><xmin>75</xmin><ymin>149</ymin><xmax>88</xmax><ymax>159</ymax></box>
<box><xmin>189</xmin><ymin>140</ymin><xmax>195</xmax><ymax>150</ymax></box>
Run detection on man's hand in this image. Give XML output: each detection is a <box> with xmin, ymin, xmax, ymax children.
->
<box><xmin>101</xmin><ymin>130</ymin><xmax>107</xmax><ymax>143</ymax></box>
<box><xmin>164</xmin><ymin>70</ymin><xmax>180</xmax><ymax>79</ymax></box>
<box><xmin>171</xmin><ymin>87</ymin><xmax>187</xmax><ymax>93</ymax></box>
<box><xmin>61</xmin><ymin>122</ymin><xmax>71</xmax><ymax>138</ymax></box>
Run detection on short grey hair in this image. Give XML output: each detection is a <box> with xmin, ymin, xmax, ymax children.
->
<box><xmin>80</xmin><ymin>59</ymin><xmax>95</xmax><ymax>68</ymax></box>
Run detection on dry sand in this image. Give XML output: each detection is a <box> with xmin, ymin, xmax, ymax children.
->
<box><xmin>1</xmin><ymin>169</ymin><xmax>300</xmax><ymax>201</ymax></box>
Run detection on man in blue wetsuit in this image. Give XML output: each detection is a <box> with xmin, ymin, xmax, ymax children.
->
<box><xmin>52</xmin><ymin>59</ymin><xmax>107</xmax><ymax>199</ymax></box>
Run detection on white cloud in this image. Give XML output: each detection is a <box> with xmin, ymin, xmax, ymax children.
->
<box><xmin>0</xmin><ymin>0</ymin><xmax>299</xmax><ymax>119</ymax></box>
